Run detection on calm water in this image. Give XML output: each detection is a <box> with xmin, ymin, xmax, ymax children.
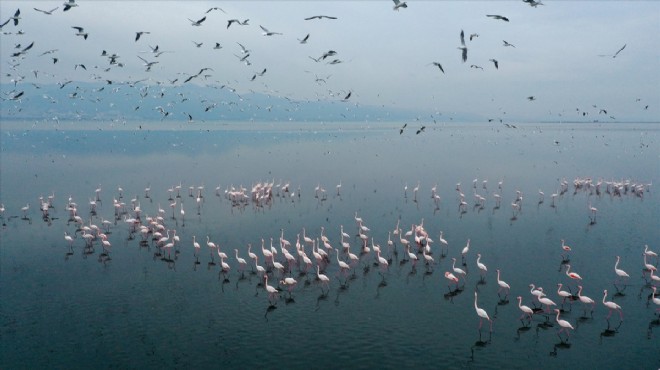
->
<box><xmin>1</xmin><ymin>121</ymin><xmax>659</xmax><ymax>369</ymax></box>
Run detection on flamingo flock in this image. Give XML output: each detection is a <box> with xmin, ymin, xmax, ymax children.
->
<box><xmin>0</xmin><ymin>174</ymin><xmax>657</xmax><ymax>347</ymax></box>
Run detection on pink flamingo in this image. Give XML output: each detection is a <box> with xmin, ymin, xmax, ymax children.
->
<box><xmin>565</xmin><ymin>264</ymin><xmax>582</xmax><ymax>281</ymax></box>
<box><xmin>602</xmin><ymin>289</ymin><xmax>623</xmax><ymax>320</ymax></box>
<box><xmin>517</xmin><ymin>296</ymin><xmax>534</xmax><ymax>323</ymax></box>
<box><xmin>474</xmin><ymin>292</ymin><xmax>493</xmax><ymax>332</ymax></box>
<box><xmin>577</xmin><ymin>285</ymin><xmax>595</xmax><ymax>315</ymax></box>
<box><xmin>560</xmin><ymin>239</ymin><xmax>571</xmax><ymax>261</ymax></box>
<box><xmin>554</xmin><ymin>309</ymin><xmax>574</xmax><ymax>340</ymax></box>
<box><xmin>496</xmin><ymin>269</ymin><xmax>510</xmax><ymax>299</ymax></box>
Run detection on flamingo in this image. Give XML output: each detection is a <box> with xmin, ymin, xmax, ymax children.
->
<box><xmin>474</xmin><ymin>292</ymin><xmax>493</xmax><ymax>332</ymax></box>
<box><xmin>476</xmin><ymin>254</ymin><xmax>487</xmax><ymax>281</ymax></box>
<box><xmin>614</xmin><ymin>256</ymin><xmax>629</xmax><ymax>287</ymax></box>
<box><xmin>651</xmin><ymin>287</ymin><xmax>660</xmax><ymax>313</ymax></box>
<box><xmin>461</xmin><ymin>239</ymin><xmax>470</xmax><ymax>264</ymax></box>
<box><xmin>220</xmin><ymin>257</ymin><xmax>230</xmax><ymax>272</ymax></box>
<box><xmin>64</xmin><ymin>232</ymin><xmax>74</xmax><ymax>247</ymax></box>
<box><xmin>316</xmin><ymin>265</ymin><xmax>330</xmax><ymax>292</ymax></box>
<box><xmin>263</xmin><ymin>275</ymin><xmax>279</xmax><ymax>304</ymax></box>
<box><xmin>445</xmin><ymin>271</ymin><xmax>460</xmax><ymax>290</ymax></box>
<box><xmin>517</xmin><ymin>296</ymin><xmax>534</xmax><ymax>323</ymax></box>
<box><xmin>279</xmin><ymin>277</ymin><xmax>298</xmax><ymax>295</ymax></box>
<box><xmin>438</xmin><ymin>231</ymin><xmax>448</xmax><ymax>255</ymax></box>
<box><xmin>496</xmin><ymin>269</ymin><xmax>510</xmax><ymax>299</ymax></box>
<box><xmin>254</xmin><ymin>256</ymin><xmax>266</xmax><ymax>276</ymax></box>
<box><xmin>565</xmin><ymin>264</ymin><xmax>582</xmax><ymax>281</ymax></box>
<box><xmin>644</xmin><ymin>244</ymin><xmax>658</xmax><ymax>259</ymax></box>
<box><xmin>557</xmin><ymin>283</ymin><xmax>573</xmax><ymax>306</ymax></box>
<box><xmin>602</xmin><ymin>289</ymin><xmax>623</xmax><ymax>320</ymax></box>
<box><xmin>538</xmin><ymin>294</ymin><xmax>557</xmax><ymax>313</ymax></box>
<box><xmin>451</xmin><ymin>258</ymin><xmax>467</xmax><ymax>281</ymax></box>
<box><xmin>577</xmin><ymin>285</ymin><xmax>595</xmax><ymax>315</ymax></box>
<box><xmin>643</xmin><ymin>254</ymin><xmax>657</xmax><ymax>272</ymax></box>
<box><xmin>406</xmin><ymin>244</ymin><xmax>418</xmax><ymax>265</ymax></box>
<box><xmin>554</xmin><ymin>309</ymin><xmax>574</xmax><ymax>340</ymax></box>
<box><xmin>560</xmin><ymin>239</ymin><xmax>571</xmax><ymax>260</ymax></box>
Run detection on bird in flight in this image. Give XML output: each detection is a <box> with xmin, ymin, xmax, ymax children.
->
<box><xmin>206</xmin><ymin>7</ymin><xmax>226</xmax><ymax>14</ymax></box>
<box><xmin>458</xmin><ymin>47</ymin><xmax>467</xmax><ymax>63</ymax></box>
<box><xmin>11</xmin><ymin>41</ymin><xmax>34</xmax><ymax>57</ymax></box>
<box><xmin>608</xmin><ymin>44</ymin><xmax>627</xmax><ymax>58</ymax></box>
<box><xmin>527</xmin><ymin>96</ymin><xmax>536</xmax><ymax>101</ymax></box>
<box><xmin>470</xmin><ymin>33</ymin><xmax>479</xmax><ymax>41</ymax></box>
<box><xmin>260</xmin><ymin>25</ymin><xmax>282</xmax><ymax>36</ymax></box>
<box><xmin>503</xmin><ymin>40</ymin><xmax>516</xmax><ymax>48</ymax></box>
<box><xmin>489</xmin><ymin>59</ymin><xmax>499</xmax><ymax>69</ymax></box>
<box><xmin>399</xmin><ymin>123</ymin><xmax>407</xmax><ymax>135</ymax></box>
<box><xmin>188</xmin><ymin>16</ymin><xmax>206</xmax><ymax>26</ymax></box>
<box><xmin>523</xmin><ymin>0</ymin><xmax>544</xmax><ymax>7</ymax></box>
<box><xmin>342</xmin><ymin>91</ymin><xmax>352</xmax><ymax>101</ymax></box>
<box><xmin>392</xmin><ymin>0</ymin><xmax>408</xmax><ymax>11</ymax></box>
<box><xmin>5</xmin><ymin>9</ymin><xmax>20</xmax><ymax>26</ymax></box>
<box><xmin>429</xmin><ymin>62</ymin><xmax>445</xmax><ymax>74</ymax></box>
<box><xmin>487</xmin><ymin>14</ymin><xmax>509</xmax><ymax>22</ymax></box>
<box><xmin>63</xmin><ymin>0</ymin><xmax>78</xmax><ymax>12</ymax></box>
<box><xmin>470</xmin><ymin>65</ymin><xmax>483</xmax><ymax>70</ymax></box>
<box><xmin>298</xmin><ymin>33</ymin><xmax>310</xmax><ymax>44</ymax></box>
<box><xmin>227</xmin><ymin>19</ymin><xmax>249</xmax><ymax>28</ymax></box>
<box><xmin>72</xmin><ymin>26</ymin><xmax>88</xmax><ymax>39</ymax></box>
<box><xmin>305</xmin><ymin>15</ymin><xmax>337</xmax><ymax>20</ymax></box>
<box><xmin>34</xmin><ymin>7</ymin><xmax>59</xmax><ymax>15</ymax></box>
<box><xmin>460</xmin><ymin>30</ymin><xmax>466</xmax><ymax>46</ymax></box>
<box><xmin>135</xmin><ymin>31</ymin><xmax>150</xmax><ymax>42</ymax></box>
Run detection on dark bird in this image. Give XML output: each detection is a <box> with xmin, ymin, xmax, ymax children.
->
<box><xmin>10</xmin><ymin>91</ymin><xmax>24</xmax><ymax>100</ymax></box>
<box><xmin>470</xmin><ymin>64</ymin><xmax>483</xmax><ymax>70</ymax></box>
<box><xmin>523</xmin><ymin>0</ymin><xmax>544</xmax><ymax>7</ymax></box>
<box><xmin>52</xmin><ymin>57</ymin><xmax>58</xmax><ymax>64</ymax></box>
<box><xmin>63</xmin><ymin>0</ymin><xmax>78</xmax><ymax>12</ymax></box>
<box><xmin>429</xmin><ymin>62</ymin><xmax>445</xmax><ymax>73</ymax></box>
<box><xmin>74</xmin><ymin>63</ymin><xmax>86</xmax><ymax>70</ymax></box>
<box><xmin>400</xmin><ymin>123</ymin><xmax>407</xmax><ymax>134</ymax></box>
<box><xmin>503</xmin><ymin>40</ymin><xmax>516</xmax><ymax>48</ymax></box>
<box><xmin>599</xmin><ymin>109</ymin><xmax>607</xmax><ymax>114</ymax></box>
<box><xmin>298</xmin><ymin>33</ymin><xmax>310</xmax><ymax>44</ymax></box>
<box><xmin>321</xmin><ymin>50</ymin><xmax>337</xmax><ymax>60</ymax></box>
<box><xmin>305</xmin><ymin>15</ymin><xmax>337</xmax><ymax>20</ymax></box>
<box><xmin>257</xmin><ymin>68</ymin><xmax>267</xmax><ymax>76</ymax></box>
<box><xmin>612</xmin><ymin>44</ymin><xmax>626</xmax><ymax>58</ymax></box>
<box><xmin>489</xmin><ymin>58</ymin><xmax>499</xmax><ymax>69</ymax></box>
<box><xmin>135</xmin><ymin>31</ymin><xmax>150</xmax><ymax>42</ymax></box>
<box><xmin>188</xmin><ymin>16</ymin><xmax>206</xmax><ymax>26</ymax></box>
<box><xmin>192</xmin><ymin>41</ymin><xmax>203</xmax><ymax>48</ymax></box>
<box><xmin>458</xmin><ymin>47</ymin><xmax>468</xmax><ymax>63</ymax></box>
<box><xmin>7</xmin><ymin>9</ymin><xmax>20</xmax><ymax>26</ymax></box>
<box><xmin>527</xmin><ymin>96</ymin><xmax>536</xmax><ymax>101</ymax></box>
<box><xmin>470</xmin><ymin>33</ymin><xmax>479</xmax><ymax>41</ymax></box>
<box><xmin>460</xmin><ymin>30</ymin><xmax>466</xmax><ymax>46</ymax></box>
<box><xmin>213</xmin><ymin>42</ymin><xmax>222</xmax><ymax>49</ymax></box>
<box><xmin>487</xmin><ymin>14</ymin><xmax>509</xmax><ymax>22</ymax></box>
<box><xmin>34</xmin><ymin>7</ymin><xmax>59</xmax><ymax>15</ymax></box>
<box><xmin>392</xmin><ymin>0</ymin><xmax>408</xmax><ymax>11</ymax></box>
<box><xmin>11</xmin><ymin>41</ymin><xmax>33</xmax><ymax>57</ymax></box>
<box><xmin>416</xmin><ymin>126</ymin><xmax>426</xmax><ymax>135</ymax></box>
<box><xmin>227</xmin><ymin>19</ymin><xmax>249</xmax><ymax>28</ymax></box>
<box><xmin>342</xmin><ymin>91</ymin><xmax>352</xmax><ymax>101</ymax></box>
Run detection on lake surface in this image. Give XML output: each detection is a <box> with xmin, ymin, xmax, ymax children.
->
<box><xmin>1</xmin><ymin>121</ymin><xmax>659</xmax><ymax>369</ymax></box>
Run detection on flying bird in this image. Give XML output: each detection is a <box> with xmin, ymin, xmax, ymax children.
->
<box><xmin>11</xmin><ymin>41</ymin><xmax>34</xmax><ymax>57</ymax></box>
<box><xmin>469</xmin><ymin>33</ymin><xmax>479</xmax><ymax>41</ymax></box>
<box><xmin>342</xmin><ymin>91</ymin><xmax>352</xmax><ymax>101</ymax></box>
<box><xmin>527</xmin><ymin>96</ymin><xmax>536</xmax><ymax>101</ymax></box>
<box><xmin>260</xmin><ymin>25</ymin><xmax>282</xmax><ymax>36</ymax></box>
<box><xmin>416</xmin><ymin>126</ymin><xmax>426</xmax><ymax>135</ymax></box>
<box><xmin>458</xmin><ymin>47</ymin><xmax>468</xmax><ymax>63</ymax></box>
<box><xmin>206</xmin><ymin>7</ymin><xmax>226</xmax><ymax>14</ymax></box>
<box><xmin>392</xmin><ymin>0</ymin><xmax>408</xmax><ymax>11</ymax></box>
<box><xmin>71</xmin><ymin>26</ymin><xmax>88</xmax><ymax>39</ymax></box>
<box><xmin>612</xmin><ymin>44</ymin><xmax>627</xmax><ymax>58</ymax></box>
<box><xmin>503</xmin><ymin>40</ymin><xmax>516</xmax><ymax>47</ymax></box>
<box><xmin>298</xmin><ymin>33</ymin><xmax>310</xmax><ymax>44</ymax></box>
<box><xmin>227</xmin><ymin>19</ymin><xmax>249</xmax><ymax>28</ymax></box>
<box><xmin>487</xmin><ymin>14</ymin><xmax>509</xmax><ymax>22</ymax></box>
<box><xmin>6</xmin><ymin>9</ymin><xmax>20</xmax><ymax>26</ymax></box>
<box><xmin>305</xmin><ymin>15</ymin><xmax>337</xmax><ymax>20</ymax></box>
<box><xmin>188</xmin><ymin>16</ymin><xmax>206</xmax><ymax>26</ymax></box>
<box><xmin>63</xmin><ymin>0</ymin><xmax>78</xmax><ymax>12</ymax></box>
<box><xmin>213</xmin><ymin>42</ymin><xmax>222</xmax><ymax>49</ymax></box>
<box><xmin>489</xmin><ymin>58</ymin><xmax>499</xmax><ymax>69</ymax></box>
<box><xmin>429</xmin><ymin>62</ymin><xmax>445</xmax><ymax>73</ymax></box>
<box><xmin>460</xmin><ymin>30</ymin><xmax>466</xmax><ymax>46</ymax></box>
<box><xmin>135</xmin><ymin>31</ymin><xmax>150</xmax><ymax>42</ymax></box>
<box><xmin>523</xmin><ymin>0</ymin><xmax>544</xmax><ymax>7</ymax></box>
<box><xmin>237</xmin><ymin>42</ymin><xmax>250</xmax><ymax>54</ymax></box>
<box><xmin>34</xmin><ymin>7</ymin><xmax>58</xmax><ymax>15</ymax></box>
<box><xmin>399</xmin><ymin>123</ymin><xmax>407</xmax><ymax>134</ymax></box>
<box><xmin>470</xmin><ymin>64</ymin><xmax>483</xmax><ymax>70</ymax></box>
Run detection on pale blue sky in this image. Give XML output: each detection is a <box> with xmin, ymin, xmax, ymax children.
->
<box><xmin>1</xmin><ymin>1</ymin><xmax>658</xmax><ymax>121</ymax></box>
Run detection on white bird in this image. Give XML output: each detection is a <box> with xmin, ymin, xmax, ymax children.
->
<box><xmin>554</xmin><ymin>309</ymin><xmax>574</xmax><ymax>339</ymax></box>
<box><xmin>260</xmin><ymin>25</ymin><xmax>282</xmax><ymax>36</ymax></box>
<box><xmin>34</xmin><ymin>7</ymin><xmax>59</xmax><ymax>15</ymax></box>
<box><xmin>474</xmin><ymin>292</ymin><xmax>492</xmax><ymax>332</ymax></box>
<box><xmin>63</xmin><ymin>0</ymin><xmax>78</xmax><ymax>12</ymax></box>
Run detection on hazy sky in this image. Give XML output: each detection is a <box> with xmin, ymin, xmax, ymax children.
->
<box><xmin>1</xmin><ymin>1</ymin><xmax>658</xmax><ymax>122</ymax></box>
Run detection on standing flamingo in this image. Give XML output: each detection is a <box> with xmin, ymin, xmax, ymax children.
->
<box><xmin>316</xmin><ymin>265</ymin><xmax>330</xmax><ymax>293</ymax></box>
<box><xmin>474</xmin><ymin>292</ymin><xmax>493</xmax><ymax>332</ymax></box>
<box><xmin>517</xmin><ymin>296</ymin><xmax>534</xmax><ymax>323</ymax></box>
<box><xmin>577</xmin><ymin>285</ymin><xmax>595</xmax><ymax>316</ymax></box>
<box><xmin>557</xmin><ymin>283</ymin><xmax>573</xmax><ymax>308</ymax></box>
<box><xmin>496</xmin><ymin>269</ymin><xmax>510</xmax><ymax>299</ymax></box>
<box><xmin>234</xmin><ymin>249</ymin><xmax>247</xmax><ymax>275</ymax></box>
<box><xmin>614</xmin><ymin>256</ymin><xmax>629</xmax><ymax>288</ymax></box>
<box><xmin>651</xmin><ymin>287</ymin><xmax>660</xmax><ymax>314</ymax></box>
<box><xmin>476</xmin><ymin>254</ymin><xmax>487</xmax><ymax>282</ymax></box>
<box><xmin>554</xmin><ymin>309</ymin><xmax>574</xmax><ymax>341</ymax></box>
<box><xmin>602</xmin><ymin>289</ymin><xmax>623</xmax><ymax>320</ymax></box>
<box><xmin>263</xmin><ymin>274</ymin><xmax>279</xmax><ymax>305</ymax></box>
<box><xmin>560</xmin><ymin>239</ymin><xmax>571</xmax><ymax>261</ymax></box>
<box><xmin>461</xmin><ymin>238</ymin><xmax>470</xmax><ymax>264</ymax></box>
<box><xmin>451</xmin><ymin>258</ymin><xmax>467</xmax><ymax>281</ymax></box>
<box><xmin>565</xmin><ymin>264</ymin><xmax>582</xmax><ymax>281</ymax></box>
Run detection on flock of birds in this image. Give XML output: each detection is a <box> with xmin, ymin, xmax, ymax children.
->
<box><xmin>1</xmin><ymin>173</ymin><xmax>657</xmax><ymax>344</ymax></box>
<box><xmin>1</xmin><ymin>1</ymin><xmax>650</xmax><ymax>125</ymax></box>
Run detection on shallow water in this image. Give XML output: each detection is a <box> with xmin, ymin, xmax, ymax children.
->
<box><xmin>1</xmin><ymin>121</ymin><xmax>659</xmax><ymax>369</ymax></box>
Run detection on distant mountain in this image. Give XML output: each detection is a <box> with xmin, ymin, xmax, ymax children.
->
<box><xmin>0</xmin><ymin>82</ymin><xmax>484</xmax><ymax>124</ymax></box>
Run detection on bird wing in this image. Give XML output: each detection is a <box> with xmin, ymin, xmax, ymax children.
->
<box><xmin>460</xmin><ymin>30</ymin><xmax>465</xmax><ymax>46</ymax></box>
<box><xmin>197</xmin><ymin>16</ymin><xmax>206</xmax><ymax>24</ymax></box>
<box><xmin>260</xmin><ymin>25</ymin><xmax>269</xmax><ymax>32</ymax></box>
<box><xmin>72</xmin><ymin>26</ymin><xmax>83</xmax><ymax>32</ymax></box>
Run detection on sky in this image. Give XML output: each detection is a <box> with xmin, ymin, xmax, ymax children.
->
<box><xmin>1</xmin><ymin>1</ymin><xmax>658</xmax><ymax>122</ymax></box>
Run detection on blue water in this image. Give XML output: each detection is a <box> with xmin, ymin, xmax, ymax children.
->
<box><xmin>1</xmin><ymin>121</ymin><xmax>659</xmax><ymax>369</ymax></box>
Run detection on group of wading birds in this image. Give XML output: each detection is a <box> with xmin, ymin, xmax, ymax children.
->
<box><xmin>1</xmin><ymin>175</ymin><xmax>657</xmax><ymax>342</ymax></box>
